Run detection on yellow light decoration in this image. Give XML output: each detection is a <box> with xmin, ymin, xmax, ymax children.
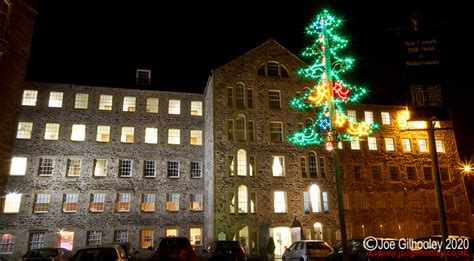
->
<box><xmin>346</xmin><ymin>122</ymin><xmax>371</xmax><ymax>136</ymax></box>
<box><xmin>307</xmin><ymin>84</ymin><xmax>330</xmax><ymax>104</ymax></box>
<box><xmin>335</xmin><ymin>113</ymin><xmax>347</xmax><ymax>127</ymax></box>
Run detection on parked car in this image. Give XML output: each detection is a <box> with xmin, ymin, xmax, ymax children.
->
<box><xmin>114</xmin><ymin>242</ymin><xmax>136</xmax><ymax>260</ymax></box>
<box><xmin>70</xmin><ymin>244</ymin><xmax>128</xmax><ymax>261</ymax></box>
<box><xmin>21</xmin><ymin>248</ymin><xmax>71</xmax><ymax>261</ymax></box>
<box><xmin>325</xmin><ymin>238</ymin><xmax>406</xmax><ymax>261</ymax></box>
<box><xmin>153</xmin><ymin>237</ymin><xmax>196</xmax><ymax>261</ymax></box>
<box><xmin>282</xmin><ymin>240</ymin><xmax>332</xmax><ymax>261</ymax></box>
<box><xmin>411</xmin><ymin>235</ymin><xmax>473</xmax><ymax>261</ymax></box>
<box><xmin>203</xmin><ymin>240</ymin><xmax>247</xmax><ymax>261</ymax></box>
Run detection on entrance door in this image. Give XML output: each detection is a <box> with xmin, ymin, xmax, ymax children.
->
<box><xmin>314</xmin><ymin>222</ymin><xmax>323</xmax><ymax>240</ymax></box>
<box><xmin>271</xmin><ymin>227</ymin><xmax>291</xmax><ymax>256</ymax></box>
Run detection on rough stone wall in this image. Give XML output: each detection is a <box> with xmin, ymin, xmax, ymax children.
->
<box><xmin>0</xmin><ymin>82</ymin><xmax>206</xmax><ymax>259</ymax></box>
<box><xmin>203</xmin><ymin>77</ymin><xmax>214</xmax><ymax>244</ymax></box>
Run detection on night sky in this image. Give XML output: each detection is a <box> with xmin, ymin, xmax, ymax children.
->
<box><xmin>25</xmin><ymin>1</ymin><xmax>472</xmax><ymax>160</ymax></box>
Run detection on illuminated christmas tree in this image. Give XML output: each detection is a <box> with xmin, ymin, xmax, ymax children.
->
<box><xmin>288</xmin><ymin>9</ymin><xmax>378</xmax><ymax>149</ymax></box>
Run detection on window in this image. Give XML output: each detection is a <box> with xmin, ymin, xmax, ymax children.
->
<box><xmin>227</xmin><ymin>87</ymin><xmax>233</xmax><ymax>107</ymax></box>
<box><xmin>44</xmin><ymin>123</ymin><xmax>60</xmax><ymax>140</ymax></box>
<box><xmin>381</xmin><ymin>112</ymin><xmax>391</xmax><ymax>125</ymax></box>
<box><xmin>274</xmin><ymin>191</ymin><xmax>287</xmax><ymax>213</ymax></box>
<box><xmin>190</xmin><ymin>130</ymin><xmax>202</xmax><ymax>145</ymax></box>
<box><xmin>238</xmin><ymin>185</ymin><xmax>248</xmax><ymax>213</ymax></box>
<box><xmin>300</xmin><ymin>156</ymin><xmax>307</xmax><ymax>178</ymax></box>
<box><xmin>235</xmin><ymin>84</ymin><xmax>245</xmax><ymax>108</ymax></box>
<box><xmin>272</xmin><ymin>156</ymin><xmax>285</xmax><ymax>176</ymax></box>
<box><xmin>48</xmin><ymin>92</ymin><xmax>63</xmax><ymax>107</ymax></box>
<box><xmin>140</xmin><ymin>229</ymin><xmax>153</xmax><ymax>248</ymax></box>
<box><xmin>114</xmin><ymin>230</ymin><xmax>129</xmax><ymax>243</ymax></box>
<box><xmin>123</xmin><ymin>96</ymin><xmax>136</xmax><ymax>112</ymax></box>
<box><xmin>191</xmin><ymin>161</ymin><xmax>202</xmax><ymax>178</ymax></box>
<box><xmin>166</xmin><ymin>193</ymin><xmax>179</xmax><ymax>211</ymax></box>
<box><xmin>168</xmin><ymin>129</ymin><xmax>180</xmax><ymax>144</ymax></box>
<box><xmin>22</xmin><ymin>90</ymin><xmax>38</xmax><ymax>106</ymax></box>
<box><xmin>309</xmin><ymin>152</ymin><xmax>318</xmax><ymax>178</ymax></box>
<box><xmin>227</xmin><ymin>120</ymin><xmax>234</xmax><ymax>141</ymax></box>
<box><xmin>116</xmin><ymin>193</ymin><xmax>131</xmax><ymax>212</ymax></box>
<box><xmin>16</xmin><ymin>122</ymin><xmax>33</xmax><ymax>139</ymax></box>
<box><xmin>392</xmin><ymin>193</ymin><xmax>404</xmax><ymax>209</ymax></box>
<box><xmin>71</xmin><ymin>124</ymin><xmax>86</xmax><ymax>141</ymax></box>
<box><xmin>90</xmin><ymin>193</ymin><xmax>105</xmax><ymax>212</ymax></box>
<box><xmin>0</xmin><ymin>234</ymin><xmax>14</xmax><ymax>254</ymax></box>
<box><xmin>143</xmin><ymin>160</ymin><xmax>156</xmax><ymax>178</ymax></box>
<box><xmin>389</xmin><ymin>166</ymin><xmax>400</xmax><ymax>180</ymax></box>
<box><xmin>350</xmin><ymin>137</ymin><xmax>360</xmax><ymax>150</ymax></box>
<box><xmin>237</xmin><ymin>149</ymin><xmax>247</xmax><ymax>176</ymax></box>
<box><xmin>258</xmin><ymin>61</ymin><xmax>289</xmax><ymax>77</ymax></box>
<box><xmin>63</xmin><ymin>193</ymin><xmax>78</xmax><ymax>212</ymax></box>
<box><xmin>406</xmin><ymin>166</ymin><xmax>417</xmax><ymax>180</ymax></box>
<box><xmin>347</xmin><ymin>110</ymin><xmax>356</xmax><ymax>121</ymax></box>
<box><xmin>322</xmin><ymin>192</ymin><xmax>329</xmax><ymax>213</ymax></box>
<box><xmin>227</xmin><ymin>155</ymin><xmax>235</xmax><ymax>176</ymax></box>
<box><xmin>249</xmin><ymin>156</ymin><xmax>256</xmax><ymax>176</ymax></box>
<box><xmin>319</xmin><ymin>157</ymin><xmax>326</xmax><ymax>178</ymax></box>
<box><xmin>74</xmin><ymin>93</ymin><xmax>88</xmax><ymax>109</ymax></box>
<box><xmin>166</xmin><ymin>229</ymin><xmax>178</xmax><ymax>237</ymax></box>
<box><xmin>418</xmin><ymin>139</ymin><xmax>428</xmax><ymax>152</ymax></box>
<box><xmin>423</xmin><ymin>166</ymin><xmax>432</xmax><ymax>181</ymax></box>
<box><xmin>33</xmin><ymin>193</ymin><xmax>50</xmax><ymax>213</ymax></box>
<box><xmin>247</xmin><ymin>89</ymin><xmax>253</xmax><ymax>108</ymax></box>
<box><xmin>270</xmin><ymin>122</ymin><xmax>283</xmax><ymax>142</ymax></box>
<box><xmin>146</xmin><ymin>98</ymin><xmax>159</xmax><ymax>113</ymax></box>
<box><xmin>309</xmin><ymin>184</ymin><xmax>321</xmax><ymax>213</ymax></box>
<box><xmin>229</xmin><ymin>192</ymin><xmax>236</xmax><ymax>213</ymax></box>
<box><xmin>190</xmin><ymin>228</ymin><xmax>202</xmax><ymax>245</ymax></box>
<box><xmin>190</xmin><ymin>194</ymin><xmax>203</xmax><ymax>211</ymax></box>
<box><xmin>371</xmin><ymin>166</ymin><xmax>382</xmax><ymax>180</ymax></box>
<box><xmin>191</xmin><ymin>101</ymin><xmax>202</xmax><ymax>116</ymax></box>
<box><xmin>119</xmin><ymin>160</ymin><xmax>132</xmax><ymax>177</ymax></box>
<box><xmin>136</xmin><ymin>69</ymin><xmax>151</xmax><ymax>85</ymax></box>
<box><xmin>10</xmin><ymin>157</ymin><xmax>27</xmax><ymax>176</ymax></box>
<box><xmin>121</xmin><ymin>127</ymin><xmax>134</xmax><ymax>143</ymax></box>
<box><xmin>235</xmin><ymin>115</ymin><xmax>246</xmax><ymax>141</ymax></box>
<box><xmin>354</xmin><ymin>165</ymin><xmax>363</xmax><ymax>180</ymax></box>
<box><xmin>3</xmin><ymin>193</ymin><xmax>21</xmax><ymax>213</ymax></box>
<box><xmin>384</xmin><ymin>138</ymin><xmax>395</xmax><ymax>151</ymax></box>
<box><xmin>440</xmin><ymin>167</ymin><xmax>450</xmax><ymax>181</ymax></box>
<box><xmin>167</xmin><ymin>161</ymin><xmax>179</xmax><ymax>178</ymax></box>
<box><xmin>367</xmin><ymin>137</ymin><xmax>377</xmax><ymax>150</ymax></box>
<box><xmin>444</xmin><ymin>195</ymin><xmax>455</xmax><ymax>211</ymax></box>
<box><xmin>29</xmin><ymin>232</ymin><xmax>45</xmax><ymax>250</ymax></box>
<box><xmin>96</xmin><ymin>126</ymin><xmax>110</xmax><ymax>142</ymax></box>
<box><xmin>145</xmin><ymin>127</ymin><xmax>158</xmax><ymax>144</ymax></box>
<box><xmin>248</xmin><ymin>121</ymin><xmax>255</xmax><ymax>141</ymax></box>
<box><xmin>250</xmin><ymin>192</ymin><xmax>256</xmax><ymax>213</ymax></box>
<box><xmin>168</xmin><ymin>99</ymin><xmax>181</xmax><ymax>114</ymax></box>
<box><xmin>94</xmin><ymin>159</ymin><xmax>107</xmax><ymax>177</ymax></box>
<box><xmin>58</xmin><ymin>231</ymin><xmax>74</xmax><ymax>251</ymax></box>
<box><xmin>87</xmin><ymin>231</ymin><xmax>102</xmax><ymax>246</ymax></box>
<box><xmin>402</xmin><ymin>138</ymin><xmax>412</xmax><ymax>152</ymax></box>
<box><xmin>38</xmin><ymin>158</ymin><xmax>54</xmax><ymax>176</ymax></box>
<box><xmin>269</xmin><ymin>90</ymin><xmax>281</xmax><ymax>109</ymax></box>
<box><xmin>435</xmin><ymin>139</ymin><xmax>445</xmax><ymax>153</ymax></box>
<box><xmin>364</xmin><ymin>111</ymin><xmax>374</xmax><ymax>124</ymax></box>
<box><xmin>67</xmin><ymin>159</ymin><xmax>81</xmax><ymax>177</ymax></box>
<box><xmin>141</xmin><ymin>194</ymin><xmax>155</xmax><ymax>212</ymax></box>
<box><xmin>99</xmin><ymin>95</ymin><xmax>113</xmax><ymax>110</ymax></box>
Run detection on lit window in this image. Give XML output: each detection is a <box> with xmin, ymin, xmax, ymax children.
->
<box><xmin>397</xmin><ymin>111</ymin><xmax>408</xmax><ymax>128</ymax></box>
<box><xmin>250</xmin><ymin>192</ymin><xmax>256</xmax><ymax>213</ymax></box>
<box><xmin>364</xmin><ymin>111</ymin><xmax>374</xmax><ymax>124</ymax></box>
<box><xmin>38</xmin><ymin>158</ymin><xmax>54</xmax><ymax>176</ymax></box>
<box><xmin>96</xmin><ymin>126</ymin><xmax>110</xmax><ymax>142</ymax></box>
<box><xmin>347</xmin><ymin>110</ymin><xmax>357</xmax><ymax>121</ymax></box>
<box><xmin>191</xmin><ymin>101</ymin><xmax>202</xmax><ymax>116</ymax></box>
<box><xmin>121</xmin><ymin>127</ymin><xmax>134</xmax><ymax>143</ymax></box>
<box><xmin>402</xmin><ymin>138</ymin><xmax>412</xmax><ymax>152</ymax></box>
<box><xmin>168</xmin><ymin>129</ymin><xmax>180</xmax><ymax>144</ymax></box>
<box><xmin>435</xmin><ymin>139</ymin><xmax>445</xmax><ymax>153</ymax></box>
<box><xmin>63</xmin><ymin>193</ymin><xmax>78</xmax><ymax>213</ymax></box>
<box><xmin>16</xmin><ymin>122</ymin><xmax>33</xmax><ymax>139</ymax></box>
<box><xmin>136</xmin><ymin>69</ymin><xmax>151</xmax><ymax>85</ymax></box>
<box><xmin>190</xmin><ymin>194</ymin><xmax>203</xmax><ymax>211</ymax></box>
<box><xmin>238</xmin><ymin>185</ymin><xmax>248</xmax><ymax>213</ymax></box>
<box><xmin>166</xmin><ymin>193</ymin><xmax>179</xmax><ymax>211</ymax></box>
<box><xmin>74</xmin><ymin>93</ymin><xmax>88</xmax><ymax>109</ymax></box>
<box><xmin>123</xmin><ymin>96</ymin><xmax>136</xmax><ymax>112</ymax></box>
<box><xmin>99</xmin><ymin>95</ymin><xmax>113</xmax><ymax>110</ymax></box>
<box><xmin>114</xmin><ymin>230</ymin><xmax>129</xmax><ymax>243</ymax></box>
<box><xmin>145</xmin><ymin>127</ymin><xmax>158</xmax><ymax>144</ymax></box>
<box><xmin>29</xmin><ymin>232</ymin><xmax>45</xmax><ymax>250</ymax></box>
<box><xmin>166</xmin><ymin>229</ymin><xmax>178</xmax><ymax>237</ymax></box>
<box><xmin>116</xmin><ymin>193</ymin><xmax>131</xmax><ymax>212</ymax></box>
<box><xmin>190</xmin><ymin>130</ymin><xmax>202</xmax><ymax>145</ymax></box>
<box><xmin>270</xmin><ymin>122</ymin><xmax>283</xmax><ymax>142</ymax></box>
<box><xmin>418</xmin><ymin>139</ymin><xmax>428</xmax><ymax>152</ymax></box>
<box><xmin>58</xmin><ymin>231</ymin><xmax>74</xmax><ymax>251</ymax></box>
<box><xmin>93</xmin><ymin>159</ymin><xmax>107</xmax><ymax>177</ymax></box>
<box><xmin>66</xmin><ymin>159</ymin><xmax>81</xmax><ymax>177</ymax></box>
<box><xmin>10</xmin><ymin>157</ymin><xmax>27</xmax><ymax>176</ymax></box>
<box><xmin>143</xmin><ymin>160</ymin><xmax>156</xmax><ymax>178</ymax></box>
<box><xmin>0</xmin><ymin>234</ymin><xmax>15</xmax><ymax>254</ymax></box>
<box><xmin>140</xmin><ymin>229</ymin><xmax>153</xmax><ymax>249</ymax></box>
<box><xmin>71</xmin><ymin>124</ymin><xmax>86</xmax><ymax>141</ymax></box>
<box><xmin>168</xmin><ymin>99</ymin><xmax>181</xmax><ymax>114</ymax></box>
<box><xmin>367</xmin><ymin>137</ymin><xmax>377</xmax><ymax>150</ymax></box>
<box><xmin>350</xmin><ymin>137</ymin><xmax>360</xmax><ymax>150</ymax></box>
<box><xmin>22</xmin><ymin>90</ymin><xmax>38</xmax><ymax>106</ymax></box>
<box><xmin>322</xmin><ymin>192</ymin><xmax>329</xmax><ymax>213</ymax></box>
<box><xmin>3</xmin><ymin>193</ymin><xmax>21</xmax><ymax>213</ymax></box>
<box><xmin>338</xmin><ymin>141</ymin><xmax>343</xmax><ymax>149</ymax></box>
<box><xmin>90</xmin><ymin>193</ymin><xmax>105</xmax><ymax>212</ymax></box>
<box><xmin>167</xmin><ymin>161</ymin><xmax>179</xmax><ymax>178</ymax></box>
<box><xmin>229</xmin><ymin>192</ymin><xmax>236</xmax><ymax>213</ymax></box>
<box><xmin>48</xmin><ymin>92</ymin><xmax>63</xmax><ymax>107</ymax></box>
<box><xmin>272</xmin><ymin>156</ymin><xmax>285</xmax><ymax>176</ymax></box>
<box><xmin>119</xmin><ymin>160</ymin><xmax>132</xmax><ymax>177</ymax></box>
<box><xmin>44</xmin><ymin>123</ymin><xmax>60</xmax><ymax>140</ymax></box>
<box><xmin>381</xmin><ymin>112</ymin><xmax>391</xmax><ymax>125</ymax></box>
<box><xmin>249</xmin><ymin>155</ymin><xmax>256</xmax><ymax>176</ymax></box>
<box><xmin>146</xmin><ymin>98</ymin><xmax>159</xmax><ymax>113</ymax></box>
<box><xmin>191</xmin><ymin>161</ymin><xmax>202</xmax><ymax>178</ymax></box>
<box><xmin>33</xmin><ymin>193</ymin><xmax>50</xmax><ymax>213</ymax></box>
<box><xmin>141</xmin><ymin>194</ymin><xmax>155</xmax><ymax>212</ymax></box>
<box><xmin>384</xmin><ymin>138</ymin><xmax>395</xmax><ymax>151</ymax></box>
<box><xmin>274</xmin><ymin>191</ymin><xmax>287</xmax><ymax>213</ymax></box>
<box><xmin>269</xmin><ymin>90</ymin><xmax>281</xmax><ymax>109</ymax></box>
<box><xmin>309</xmin><ymin>185</ymin><xmax>321</xmax><ymax>213</ymax></box>
<box><xmin>86</xmin><ymin>231</ymin><xmax>102</xmax><ymax>246</ymax></box>
<box><xmin>237</xmin><ymin>149</ymin><xmax>247</xmax><ymax>176</ymax></box>
<box><xmin>190</xmin><ymin>228</ymin><xmax>202</xmax><ymax>245</ymax></box>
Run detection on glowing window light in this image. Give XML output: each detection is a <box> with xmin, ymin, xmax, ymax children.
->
<box><xmin>71</xmin><ymin>124</ymin><xmax>86</xmax><ymax>141</ymax></box>
<box><xmin>237</xmin><ymin>149</ymin><xmax>247</xmax><ymax>176</ymax></box>
<box><xmin>10</xmin><ymin>157</ymin><xmax>27</xmax><ymax>176</ymax></box>
<box><xmin>272</xmin><ymin>156</ymin><xmax>285</xmax><ymax>176</ymax></box>
<box><xmin>145</xmin><ymin>127</ymin><xmax>158</xmax><ymax>144</ymax></box>
<box><xmin>273</xmin><ymin>191</ymin><xmax>287</xmax><ymax>213</ymax></box>
<box><xmin>238</xmin><ymin>185</ymin><xmax>248</xmax><ymax>213</ymax></box>
<box><xmin>4</xmin><ymin>193</ymin><xmax>22</xmax><ymax>213</ymax></box>
<box><xmin>309</xmin><ymin>184</ymin><xmax>321</xmax><ymax>213</ymax></box>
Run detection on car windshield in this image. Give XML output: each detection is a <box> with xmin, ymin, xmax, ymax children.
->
<box><xmin>73</xmin><ymin>248</ymin><xmax>118</xmax><ymax>260</ymax></box>
<box><xmin>23</xmin><ymin>249</ymin><xmax>58</xmax><ymax>258</ymax></box>
<box><xmin>159</xmin><ymin>238</ymin><xmax>190</xmax><ymax>249</ymax></box>
<box><xmin>216</xmin><ymin>241</ymin><xmax>242</xmax><ymax>250</ymax></box>
<box><xmin>306</xmin><ymin>242</ymin><xmax>330</xmax><ymax>250</ymax></box>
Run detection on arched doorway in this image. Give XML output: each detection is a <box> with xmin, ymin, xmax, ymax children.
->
<box><xmin>314</xmin><ymin>222</ymin><xmax>323</xmax><ymax>240</ymax></box>
<box><xmin>270</xmin><ymin>227</ymin><xmax>291</xmax><ymax>256</ymax></box>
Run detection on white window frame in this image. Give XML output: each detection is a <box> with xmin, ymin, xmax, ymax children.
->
<box><xmin>44</xmin><ymin>123</ymin><xmax>60</xmax><ymax>140</ymax></box>
<box><xmin>71</xmin><ymin>124</ymin><xmax>86</xmax><ymax>141</ymax></box>
<box><xmin>3</xmin><ymin>193</ymin><xmax>21</xmax><ymax>213</ymax></box>
<box><xmin>190</xmin><ymin>101</ymin><xmax>203</xmax><ymax>116</ymax></box>
<box><xmin>116</xmin><ymin>193</ymin><xmax>131</xmax><ymax>212</ymax></box>
<box><xmin>271</xmin><ymin>156</ymin><xmax>285</xmax><ymax>177</ymax></box>
<box><xmin>34</xmin><ymin>193</ymin><xmax>51</xmax><ymax>213</ymax></box>
<box><xmin>384</xmin><ymin>138</ymin><xmax>395</xmax><ymax>151</ymax></box>
<box><xmin>435</xmin><ymin>139</ymin><xmax>445</xmax><ymax>153</ymax></box>
<box><xmin>86</xmin><ymin>231</ymin><xmax>102</xmax><ymax>246</ymax></box>
<box><xmin>63</xmin><ymin>193</ymin><xmax>78</xmax><ymax>213</ymax></box>
<box><xmin>268</xmin><ymin>90</ymin><xmax>281</xmax><ymax>109</ymax></box>
<box><xmin>418</xmin><ymin>139</ymin><xmax>428</xmax><ymax>152</ymax></box>
<box><xmin>0</xmin><ymin>234</ymin><xmax>15</xmax><ymax>254</ymax></box>
<box><xmin>90</xmin><ymin>193</ymin><xmax>106</xmax><ymax>212</ymax></box>
<box><xmin>146</xmin><ymin>98</ymin><xmax>159</xmax><ymax>113</ymax></box>
<box><xmin>121</xmin><ymin>127</ymin><xmax>135</xmax><ymax>143</ymax></box>
<box><xmin>123</xmin><ymin>96</ymin><xmax>136</xmax><ymax>112</ymax></box>
<box><xmin>381</xmin><ymin>112</ymin><xmax>391</xmax><ymax>125</ymax></box>
<box><xmin>166</xmin><ymin>193</ymin><xmax>179</xmax><ymax>211</ymax></box>
<box><xmin>48</xmin><ymin>92</ymin><xmax>63</xmax><ymax>108</ymax></box>
<box><xmin>93</xmin><ymin>159</ymin><xmax>107</xmax><ymax>177</ymax></box>
<box><xmin>17</xmin><ymin>122</ymin><xmax>33</xmax><ymax>139</ymax></box>
<box><xmin>66</xmin><ymin>158</ymin><xmax>81</xmax><ymax>177</ymax></box>
<box><xmin>119</xmin><ymin>159</ymin><xmax>132</xmax><ymax>177</ymax></box>
<box><xmin>141</xmin><ymin>194</ymin><xmax>155</xmax><ymax>212</ymax></box>
<box><xmin>190</xmin><ymin>161</ymin><xmax>202</xmax><ymax>178</ymax></box>
<box><xmin>347</xmin><ymin>110</ymin><xmax>357</xmax><ymax>121</ymax></box>
<box><xmin>74</xmin><ymin>93</ymin><xmax>89</xmax><ymax>109</ymax></box>
<box><xmin>22</xmin><ymin>90</ymin><xmax>38</xmax><ymax>106</ymax></box>
<box><xmin>190</xmin><ymin>193</ymin><xmax>203</xmax><ymax>211</ymax></box>
<box><xmin>168</xmin><ymin>99</ymin><xmax>181</xmax><ymax>115</ymax></box>
<box><xmin>143</xmin><ymin>160</ymin><xmax>156</xmax><ymax>178</ymax></box>
<box><xmin>167</xmin><ymin>161</ymin><xmax>180</xmax><ymax>178</ymax></box>
<box><xmin>364</xmin><ymin>111</ymin><xmax>374</xmax><ymax>124</ymax></box>
<box><xmin>190</xmin><ymin>130</ymin><xmax>202</xmax><ymax>145</ymax></box>
<box><xmin>38</xmin><ymin>158</ymin><xmax>54</xmax><ymax>176</ymax></box>
<box><xmin>96</xmin><ymin>125</ymin><xmax>110</xmax><ymax>142</ymax></box>
<box><xmin>99</xmin><ymin>95</ymin><xmax>113</xmax><ymax>111</ymax></box>
<box><xmin>367</xmin><ymin>137</ymin><xmax>377</xmax><ymax>150</ymax></box>
<box><xmin>350</xmin><ymin>137</ymin><xmax>360</xmax><ymax>150</ymax></box>
<box><xmin>190</xmin><ymin>228</ymin><xmax>202</xmax><ymax>246</ymax></box>
<box><xmin>401</xmin><ymin>138</ymin><xmax>412</xmax><ymax>152</ymax></box>
<box><xmin>270</xmin><ymin>122</ymin><xmax>283</xmax><ymax>142</ymax></box>
<box><xmin>168</xmin><ymin>129</ymin><xmax>180</xmax><ymax>144</ymax></box>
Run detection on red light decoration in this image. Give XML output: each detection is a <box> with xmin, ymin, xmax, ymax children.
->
<box><xmin>333</xmin><ymin>81</ymin><xmax>350</xmax><ymax>100</ymax></box>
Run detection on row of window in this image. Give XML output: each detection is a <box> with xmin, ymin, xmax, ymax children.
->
<box><xmin>3</xmin><ymin>192</ymin><xmax>204</xmax><ymax>214</ymax></box>
<box><xmin>21</xmin><ymin>90</ymin><xmax>203</xmax><ymax>115</ymax></box>
<box><xmin>348</xmin><ymin>136</ymin><xmax>445</xmax><ymax>153</ymax></box>
<box><xmin>10</xmin><ymin>157</ymin><xmax>203</xmax><ymax>178</ymax></box>
<box><xmin>17</xmin><ymin>122</ymin><xmax>203</xmax><ymax>145</ymax></box>
<box><xmin>338</xmin><ymin>165</ymin><xmax>452</xmax><ymax>182</ymax></box>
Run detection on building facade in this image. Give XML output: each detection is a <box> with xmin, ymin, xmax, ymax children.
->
<box><xmin>0</xmin><ymin>39</ymin><xmax>471</xmax><ymax>260</ymax></box>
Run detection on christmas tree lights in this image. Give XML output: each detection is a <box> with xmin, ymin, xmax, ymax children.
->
<box><xmin>288</xmin><ymin>9</ymin><xmax>379</xmax><ymax>149</ymax></box>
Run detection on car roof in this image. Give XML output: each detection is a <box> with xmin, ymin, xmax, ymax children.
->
<box><xmin>75</xmin><ymin>244</ymin><xmax>124</xmax><ymax>250</ymax></box>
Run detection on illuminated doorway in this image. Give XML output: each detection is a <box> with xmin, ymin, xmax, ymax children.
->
<box><xmin>270</xmin><ymin>227</ymin><xmax>291</xmax><ymax>256</ymax></box>
<box><xmin>58</xmin><ymin>231</ymin><xmax>74</xmax><ymax>251</ymax></box>
<box><xmin>314</xmin><ymin>222</ymin><xmax>323</xmax><ymax>240</ymax></box>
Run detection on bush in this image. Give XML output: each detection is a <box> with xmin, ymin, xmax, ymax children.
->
<box><xmin>266</xmin><ymin>237</ymin><xmax>276</xmax><ymax>254</ymax></box>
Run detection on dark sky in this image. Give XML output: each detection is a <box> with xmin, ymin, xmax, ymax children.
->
<box><xmin>26</xmin><ymin>1</ymin><xmax>472</xmax><ymax>159</ymax></box>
